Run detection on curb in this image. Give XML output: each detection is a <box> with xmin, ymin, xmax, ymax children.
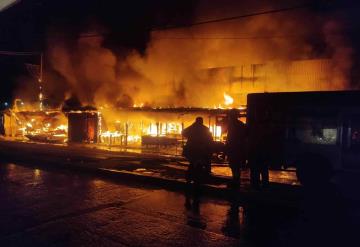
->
<box><xmin>1</xmin><ymin>153</ymin><xmax>302</xmax><ymax>208</ymax></box>
<box><xmin>0</xmin><ymin>140</ymin><xmax>302</xmax><ymax>208</ymax></box>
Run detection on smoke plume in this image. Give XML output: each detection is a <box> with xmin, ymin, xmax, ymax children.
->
<box><xmin>42</xmin><ymin>1</ymin><xmax>354</xmax><ymax>108</ymax></box>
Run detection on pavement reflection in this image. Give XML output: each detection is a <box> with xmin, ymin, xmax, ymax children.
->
<box><xmin>0</xmin><ymin>162</ymin><xmax>357</xmax><ymax>247</ymax></box>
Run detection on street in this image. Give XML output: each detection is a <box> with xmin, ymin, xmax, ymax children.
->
<box><xmin>0</xmin><ymin>162</ymin><xmax>303</xmax><ymax>247</ymax></box>
<box><xmin>1</xmin><ymin>1</ymin><xmax>360</xmax><ymax>246</ymax></box>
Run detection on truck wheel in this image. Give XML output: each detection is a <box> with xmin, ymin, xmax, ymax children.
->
<box><xmin>296</xmin><ymin>154</ymin><xmax>332</xmax><ymax>187</ymax></box>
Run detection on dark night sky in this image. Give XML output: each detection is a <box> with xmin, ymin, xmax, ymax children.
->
<box><xmin>0</xmin><ymin>0</ymin><xmax>360</xmax><ymax>105</ymax></box>
<box><xmin>0</xmin><ymin>0</ymin><xmax>197</xmax><ymax>104</ymax></box>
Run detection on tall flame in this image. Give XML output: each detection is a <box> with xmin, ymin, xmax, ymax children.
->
<box><xmin>224</xmin><ymin>92</ymin><xmax>234</xmax><ymax>106</ymax></box>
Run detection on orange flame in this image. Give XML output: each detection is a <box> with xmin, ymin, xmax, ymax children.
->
<box><xmin>224</xmin><ymin>92</ymin><xmax>234</xmax><ymax>106</ymax></box>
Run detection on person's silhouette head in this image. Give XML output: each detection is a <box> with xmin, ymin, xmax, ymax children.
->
<box><xmin>195</xmin><ymin>117</ymin><xmax>203</xmax><ymax>125</ymax></box>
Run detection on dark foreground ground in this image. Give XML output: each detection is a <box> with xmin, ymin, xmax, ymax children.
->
<box><xmin>0</xmin><ymin>162</ymin><xmax>358</xmax><ymax>247</ymax></box>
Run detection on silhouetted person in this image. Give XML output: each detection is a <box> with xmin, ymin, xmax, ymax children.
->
<box><xmin>249</xmin><ymin>124</ymin><xmax>270</xmax><ymax>189</ymax></box>
<box><xmin>182</xmin><ymin>117</ymin><xmax>212</xmax><ymax>231</ymax></box>
<box><xmin>182</xmin><ymin>117</ymin><xmax>213</xmax><ymax>186</ymax></box>
<box><xmin>225</xmin><ymin>109</ymin><xmax>247</xmax><ymax>188</ymax></box>
<box><xmin>184</xmin><ymin>191</ymin><xmax>207</xmax><ymax>230</ymax></box>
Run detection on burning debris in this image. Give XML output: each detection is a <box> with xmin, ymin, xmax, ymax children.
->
<box><xmin>0</xmin><ymin>93</ymin><xmax>244</xmax><ymax>151</ymax></box>
<box><xmin>98</xmin><ymin>106</ymin><xmax>240</xmax><ymax>147</ymax></box>
<box><xmin>0</xmin><ymin>108</ymin><xmax>67</xmax><ymax>143</ymax></box>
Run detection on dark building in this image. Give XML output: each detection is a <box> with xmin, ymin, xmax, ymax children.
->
<box><xmin>67</xmin><ymin>111</ymin><xmax>99</xmax><ymax>143</ymax></box>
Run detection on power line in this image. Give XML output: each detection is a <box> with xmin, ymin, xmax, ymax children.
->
<box><xmin>152</xmin><ymin>4</ymin><xmax>309</xmax><ymax>31</ymax></box>
<box><xmin>151</xmin><ymin>33</ymin><xmax>344</xmax><ymax>40</ymax></box>
<box><xmin>79</xmin><ymin>4</ymin><xmax>310</xmax><ymax>38</ymax></box>
<box><xmin>0</xmin><ymin>51</ymin><xmax>40</xmax><ymax>56</ymax></box>
<box><xmin>78</xmin><ymin>33</ymin><xmax>105</xmax><ymax>38</ymax></box>
<box><xmin>152</xmin><ymin>35</ymin><xmax>304</xmax><ymax>40</ymax></box>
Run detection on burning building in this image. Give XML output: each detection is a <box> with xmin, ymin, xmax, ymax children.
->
<box><xmin>0</xmin><ymin>58</ymin><xmax>344</xmax><ymax>151</ymax></box>
<box><xmin>0</xmin><ymin>93</ymin><xmax>245</xmax><ymax>158</ymax></box>
<box><xmin>98</xmin><ymin>107</ymin><xmax>244</xmax><ymax>147</ymax></box>
<box><xmin>3</xmin><ymin>1</ymin><xmax>355</xmax><ymax>153</ymax></box>
<box><xmin>0</xmin><ymin>107</ymin><xmax>67</xmax><ymax>143</ymax></box>
<box><xmin>67</xmin><ymin>110</ymin><xmax>100</xmax><ymax>143</ymax></box>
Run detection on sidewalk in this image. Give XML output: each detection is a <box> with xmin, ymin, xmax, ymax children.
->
<box><xmin>0</xmin><ymin>139</ymin><xmax>302</xmax><ymax>206</ymax></box>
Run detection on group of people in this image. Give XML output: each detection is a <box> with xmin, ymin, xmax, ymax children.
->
<box><xmin>182</xmin><ymin>110</ymin><xmax>269</xmax><ymax>190</ymax></box>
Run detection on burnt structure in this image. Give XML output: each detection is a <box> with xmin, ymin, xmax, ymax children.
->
<box><xmin>67</xmin><ymin>111</ymin><xmax>99</xmax><ymax>143</ymax></box>
<box><xmin>0</xmin><ymin>110</ymin><xmax>16</xmax><ymax>137</ymax></box>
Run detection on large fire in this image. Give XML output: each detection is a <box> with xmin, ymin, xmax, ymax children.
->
<box><xmin>2</xmin><ymin>3</ymin><xmax>353</xmax><ymax>151</ymax></box>
<box><xmin>4</xmin><ymin>110</ymin><xmax>67</xmax><ymax>143</ymax></box>
<box><xmin>1</xmin><ymin>93</ymin><xmax>236</xmax><ymax>149</ymax></box>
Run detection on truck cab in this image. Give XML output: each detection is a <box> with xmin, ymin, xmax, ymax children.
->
<box><xmin>247</xmin><ymin>91</ymin><xmax>360</xmax><ymax>200</ymax></box>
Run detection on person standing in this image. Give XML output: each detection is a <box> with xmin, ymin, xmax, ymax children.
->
<box><xmin>225</xmin><ymin>109</ymin><xmax>247</xmax><ymax>188</ymax></box>
<box><xmin>182</xmin><ymin>117</ymin><xmax>213</xmax><ymax>186</ymax></box>
<box><xmin>249</xmin><ymin>124</ymin><xmax>270</xmax><ymax>189</ymax></box>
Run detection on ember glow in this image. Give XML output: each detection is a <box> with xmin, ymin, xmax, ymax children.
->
<box><xmin>3</xmin><ymin>98</ymin><xmax>232</xmax><ymax>149</ymax></box>
<box><xmin>7</xmin><ymin>108</ymin><xmax>68</xmax><ymax>143</ymax></box>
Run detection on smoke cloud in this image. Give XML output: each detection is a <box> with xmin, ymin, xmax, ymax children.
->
<box><xmin>41</xmin><ymin>2</ymin><xmax>354</xmax><ymax>108</ymax></box>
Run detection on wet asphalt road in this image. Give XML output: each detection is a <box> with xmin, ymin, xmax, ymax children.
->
<box><xmin>0</xmin><ymin>162</ymin><xmax>357</xmax><ymax>247</ymax></box>
<box><xmin>0</xmin><ymin>162</ymin><xmax>291</xmax><ymax>247</ymax></box>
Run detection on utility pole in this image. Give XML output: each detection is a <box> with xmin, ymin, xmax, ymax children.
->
<box><xmin>39</xmin><ymin>52</ymin><xmax>43</xmax><ymax>111</ymax></box>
